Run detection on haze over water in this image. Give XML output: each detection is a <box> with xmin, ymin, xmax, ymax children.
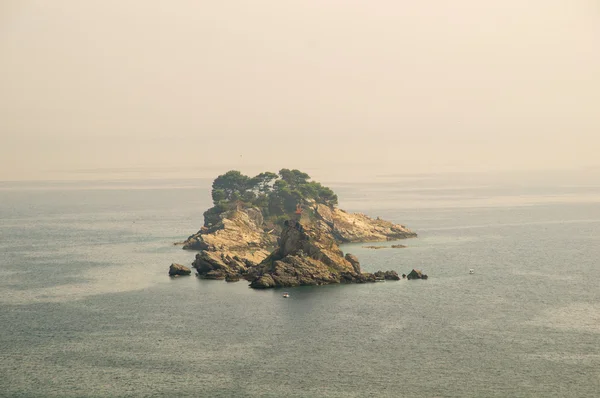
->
<box><xmin>1</xmin><ymin>1</ymin><xmax>600</xmax><ymax>180</ymax></box>
<box><xmin>1</xmin><ymin>1</ymin><xmax>599</xmax><ymax>396</ymax></box>
<box><xmin>1</xmin><ymin>171</ymin><xmax>599</xmax><ymax>397</ymax></box>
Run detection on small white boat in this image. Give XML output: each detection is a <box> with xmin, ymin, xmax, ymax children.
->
<box><xmin>469</xmin><ymin>269</ymin><xmax>474</xmax><ymax>274</ymax></box>
<box><xmin>283</xmin><ymin>292</ymin><xmax>290</xmax><ymax>298</ymax></box>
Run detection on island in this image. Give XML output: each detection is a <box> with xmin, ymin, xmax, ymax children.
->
<box><xmin>179</xmin><ymin>169</ymin><xmax>417</xmax><ymax>288</ymax></box>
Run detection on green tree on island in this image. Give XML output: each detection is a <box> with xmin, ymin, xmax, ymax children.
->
<box><xmin>204</xmin><ymin>169</ymin><xmax>338</xmax><ymax>226</ymax></box>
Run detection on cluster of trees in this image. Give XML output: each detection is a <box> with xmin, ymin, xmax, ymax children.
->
<box><xmin>209</xmin><ymin>169</ymin><xmax>338</xmax><ymax>218</ymax></box>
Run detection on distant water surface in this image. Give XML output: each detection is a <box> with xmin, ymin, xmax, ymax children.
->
<box><xmin>1</xmin><ymin>173</ymin><xmax>599</xmax><ymax>397</ymax></box>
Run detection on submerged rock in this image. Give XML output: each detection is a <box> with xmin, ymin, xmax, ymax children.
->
<box><xmin>369</xmin><ymin>270</ymin><xmax>400</xmax><ymax>281</ymax></box>
<box><xmin>407</xmin><ymin>269</ymin><xmax>428</xmax><ymax>280</ymax></box>
<box><xmin>384</xmin><ymin>270</ymin><xmax>400</xmax><ymax>280</ymax></box>
<box><xmin>169</xmin><ymin>263</ymin><xmax>191</xmax><ymax>276</ymax></box>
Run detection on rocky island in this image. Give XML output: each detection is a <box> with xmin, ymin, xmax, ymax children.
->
<box><xmin>179</xmin><ymin>169</ymin><xmax>417</xmax><ymax>288</ymax></box>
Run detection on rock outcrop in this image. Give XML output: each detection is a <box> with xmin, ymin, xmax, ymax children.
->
<box><xmin>169</xmin><ymin>263</ymin><xmax>191</xmax><ymax>276</ymax></box>
<box><xmin>248</xmin><ymin>219</ymin><xmax>353</xmax><ymax>288</ymax></box>
<box><xmin>407</xmin><ymin>269</ymin><xmax>428</xmax><ymax>280</ymax></box>
<box><xmin>313</xmin><ymin>204</ymin><xmax>415</xmax><ymax>243</ymax></box>
<box><xmin>183</xmin><ymin>207</ymin><xmax>274</xmax><ymax>254</ymax></box>
<box><xmin>185</xmin><ymin>208</ymin><xmax>275</xmax><ymax>279</ymax></box>
<box><xmin>374</xmin><ymin>270</ymin><xmax>401</xmax><ymax>280</ymax></box>
<box><xmin>225</xmin><ymin>274</ymin><xmax>240</xmax><ymax>282</ymax></box>
<box><xmin>185</xmin><ymin>204</ymin><xmax>416</xmax><ymax>282</ymax></box>
<box><xmin>345</xmin><ymin>253</ymin><xmax>361</xmax><ymax>274</ymax></box>
<box><xmin>363</xmin><ymin>244</ymin><xmax>407</xmax><ymax>249</ymax></box>
<box><xmin>247</xmin><ymin>219</ymin><xmax>401</xmax><ymax>289</ymax></box>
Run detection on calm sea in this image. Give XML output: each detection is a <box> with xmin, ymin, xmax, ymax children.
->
<box><xmin>1</xmin><ymin>173</ymin><xmax>599</xmax><ymax>397</ymax></box>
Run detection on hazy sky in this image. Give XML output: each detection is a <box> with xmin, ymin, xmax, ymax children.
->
<box><xmin>1</xmin><ymin>1</ymin><xmax>599</xmax><ymax>181</ymax></box>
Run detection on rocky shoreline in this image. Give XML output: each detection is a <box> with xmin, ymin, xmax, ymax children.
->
<box><xmin>180</xmin><ymin>203</ymin><xmax>417</xmax><ymax>289</ymax></box>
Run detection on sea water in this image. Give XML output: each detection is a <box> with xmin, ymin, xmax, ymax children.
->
<box><xmin>0</xmin><ymin>174</ymin><xmax>599</xmax><ymax>397</ymax></box>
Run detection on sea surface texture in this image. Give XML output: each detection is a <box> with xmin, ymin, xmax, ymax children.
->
<box><xmin>1</xmin><ymin>173</ymin><xmax>599</xmax><ymax>397</ymax></box>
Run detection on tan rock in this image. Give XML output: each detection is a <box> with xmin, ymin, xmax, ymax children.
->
<box><xmin>185</xmin><ymin>204</ymin><xmax>415</xmax><ymax>283</ymax></box>
<box><xmin>314</xmin><ymin>204</ymin><xmax>416</xmax><ymax>243</ymax></box>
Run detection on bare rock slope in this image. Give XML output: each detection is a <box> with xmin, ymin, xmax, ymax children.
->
<box><xmin>248</xmin><ymin>219</ymin><xmax>401</xmax><ymax>288</ymax></box>
<box><xmin>314</xmin><ymin>204</ymin><xmax>415</xmax><ymax>242</ymax></box>
<box><xmin>182</xmin><ymin>203</ymin><xmax>416</xmax><ymax>287</ymax></box>
<box><xmin>186</xmin><ymin>208</ymin><xmax>275</xmax><ymax>280</ymax></box>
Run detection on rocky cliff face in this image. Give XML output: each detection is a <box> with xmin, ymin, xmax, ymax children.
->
<box><xmin>183</xmin><ymin>204</ymin><xmax>416</xmax><ymax>285</ymax></box>
<box><xmin>248</xmin><ymin>220</ymin><xmax>353</xmax><ymax>288</ymax></box>
<box><xmin>314</xmin><ymin>204</ymin><xmax>416</xmax><ymax>242</ymax></box>
<box><xmin>183</xmin><ymin>207</ymin><xmax>274</xmax><ymax>253</ymax></box>
<box><xmin>248</xmin><ymin>220</ymin><xmax>401</xmax><ymax>288</ymax></box>
<box><xmin>185</xmin><ymin>208</ymin><xmax>275</xmax><ymax>278</ymax></box>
